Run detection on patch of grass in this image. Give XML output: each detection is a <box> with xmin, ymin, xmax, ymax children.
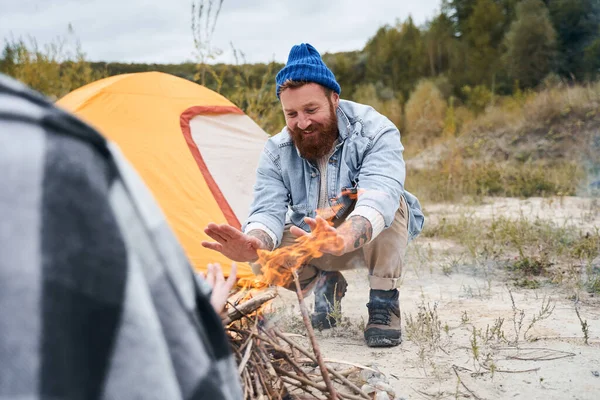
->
<box><xmin>514</xmin><ymin>278</ymin><xmax>541</xmax><ymax>289</ymax></box>
<box><xmin>404</xmin><ymin>301</ymin><xmax>443</xmax><ymax>351</ymax></box>
<box><xmin>422</xmin><ymin>215</ymin><xmax>487</xmax><ymax>258</ymax></box>
<box><xmin>1</xmin><ymin>27</ymin><xmax>106</xmax><ymax>100</ymax></box>
<box><xmin>570</xmin><ymin>229</ymin><xmax>600</xmax><ymax>261</ymax></box>
<box><xmin>465</xmin><ymin>81</ymin><xmax>600</xmax><ymax>137</ymax></box>
<box><xmin>508</xmin><ymin>256</ymin><xmax>553</xmax><ymax>277</ymax></box>
<box><xmin>424</xmin><ymin>214</ymin><xmax>573</xmax><ymax>258</ymax></box>
<box><xmin>406</xmin><ymin>81</ymin><xmax>600</xmax><ymax>203</ymax></box>
<box><xmin>423</xmin><ymin>214</ymin><xmax>598</xmax><ymax>291</ymax></box>
<box><xmin>422</xmin><ymin>216</ymin><xmax>483</xmax><ymax>243</ymax></box>
<box><xmin>440</xmin><ymin>255</ymin><xmax>464</xmax><ymax>276</ymax></box>
<box><xmin>587</xmin><ymin>275</ymin><xmax>600</xmax><ymax>294</ymax></box>
<box><xmin>408</xmin><ymin>160</ymin><xmax>584</xmax><ymax>203</ymax></box>
<box><xmin>404</xmin><ymin>301</ymin><xmax>449</xmax><ymax>375</ymax></box>
<box><xmin>483</xmin><ymin>317</ymin><xmax>506</xmax><ymax>343</ymax></box>
<box><xmin>489</xmin><ymin>216</ymin><xmax>574</xmax><ymax>254</ymax></box>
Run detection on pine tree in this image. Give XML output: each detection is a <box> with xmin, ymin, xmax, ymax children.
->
<box><xmin>584</xmin><ymin>36</ymin><xmax>600</xmax><ymax>80</ymax></box>
<box><xmin>504</xmin><ymin>0</ymin><xmax>557</xmax><ymax>88</ymax></box>
<box><xmin>364</xmin><ymin>17</ymin><xmax>427</xmax><ymax>99</ymax></box>
<box><xmin>393</xmin><ymin>17</ymin><xmax>428</xmax><ymax>97</ymax></box>
<box><xmin>464</xmin><ymin>0</ymin><xmax>506</xmax><ymax>87</ymax></box>
<box><xmin>548</xmin><ymin>0</ymin><xmax>600</xmax><ymax>79</ymax></box>
<box><xmin>425</xmin><ymin>12</ymin><xmax>456</xmax><ymax>76</ymax></box>
<box><xmin>445</xmin><ymin>0</ymin><xmax>478</xmax><ymax>37</ymax></box>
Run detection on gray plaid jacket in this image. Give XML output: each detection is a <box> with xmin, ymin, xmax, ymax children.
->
<box><xmin>0</xmin><ymin>74</ymin><xmax>242</xmax><ymax>400</ymax></box>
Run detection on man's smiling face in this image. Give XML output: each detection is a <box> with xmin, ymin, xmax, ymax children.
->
<box><xmin>280</xmin><ymin>82</ymin><xmax>340</xmax><ymax>160</ymax></box>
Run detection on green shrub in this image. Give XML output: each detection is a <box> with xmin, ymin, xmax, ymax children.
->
<box><xmin>405</xmin><ymin>80</ymin><xmax>447</xmax><ymax>144</ymax></box>
<box><xmin>0</xmin><ymin>26</ymin><xmax>105</xmax><ymax>100</ymax></box>
<box><xmin>407</xmin><ymin>159</ymin><xmax>584</xmax><ymax>203</ymax></box>
<box><xmin>462</xmin><ymin>85</ymin><xmax>493</xmax><ymax>115</ymax></box>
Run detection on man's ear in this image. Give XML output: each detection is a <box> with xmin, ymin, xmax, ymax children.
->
<box><xmin>331</xmin><ymin>92</ymin><xmax>340</xmax><ymax>108</ymax></box>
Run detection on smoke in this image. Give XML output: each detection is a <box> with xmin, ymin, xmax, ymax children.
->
<box><xmin>578</xmin><ymin>132</ymin><xmax>600</xmax><ymax>197</ymax></box>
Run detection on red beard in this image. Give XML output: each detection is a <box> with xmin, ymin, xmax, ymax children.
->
<box><xmin>290</xmin><ymin>101</ymin><xmax>338</xmax><ymax>160</ymax></box>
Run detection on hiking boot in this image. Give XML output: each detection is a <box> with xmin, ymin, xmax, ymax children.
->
<box><xmin>364</xmin><ymin>289</ymin><xmax>402</xmax><ymax>347</ymax></box>
<box><xmin>310</xmin><ymin>271</ymin><xmax>347</xmax><ymax>330</ymax></box>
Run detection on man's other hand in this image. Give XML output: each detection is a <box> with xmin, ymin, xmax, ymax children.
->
<box><xmin>289</xmin><ymin>215</ymin><xmax>346</xmax><ymax>256</ymax></box>
<box><xmin>201</xmin><ymin>223</ymin><xmax>266</xmax><ymax>262</ymax></box>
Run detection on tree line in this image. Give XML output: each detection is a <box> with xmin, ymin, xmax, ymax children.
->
<box><xmin>1</xmin><ymin>0</ymin><xmax>598</xmax><ymax>135</ymax></box>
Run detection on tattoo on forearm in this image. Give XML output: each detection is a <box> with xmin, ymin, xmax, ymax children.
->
<box><xmin>247</xmin><ymin>229</ymin><xmax>274</xmax><ymax>250</ymax></box>
<box><xmin>339</xmin><ymin>216</ymin><xmax>373</xmax><ymax>251</ymax></box>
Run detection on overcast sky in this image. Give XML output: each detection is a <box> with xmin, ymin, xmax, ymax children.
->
<box><xmin>0</xmin><ymin>0</ymin><xmax>441</xmax><ymax>64</ymax></box>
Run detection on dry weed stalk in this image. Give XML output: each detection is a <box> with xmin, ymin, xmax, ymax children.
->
<box><xmin>574</xmin><ymin>303</ymin><xmax>590</xmax><ymax>345</ymax></box>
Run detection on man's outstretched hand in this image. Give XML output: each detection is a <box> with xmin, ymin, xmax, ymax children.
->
<box><xmin>201</xmin><ymin>223</ymin><xmax>266</xmax><ymax>262</ymax></box>
<box><xmin>290</xmin><ymin>214</ymin><xmax>373</xmax><ymax>256</ymax></box>
<box><xmin>289</xmin><ymin>215</ymin><xmax>346</xmax><ymax>256</ymax></box>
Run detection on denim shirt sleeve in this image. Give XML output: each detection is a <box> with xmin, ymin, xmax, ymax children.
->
<box><xmin>242</xmin><ymin>146</ymin><xmax>290</xmax><ymax>247</ymax></box>
<box><xmin>355</xmin><ymin>125</ymin><xmax>405</xmax><ymax>228</ymax></box>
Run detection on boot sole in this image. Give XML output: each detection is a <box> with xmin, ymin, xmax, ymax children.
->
<box><xmin>366</xmin><ymin>335</ymin><xmax>402</xmax><ymax>347</ymax></box>
<box><xmin>364</xmin><ymin>327</ymin><xmax>402</xmax><ymax>347</ymax></box>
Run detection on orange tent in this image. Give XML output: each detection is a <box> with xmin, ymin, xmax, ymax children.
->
<box><xmin>57</xmin><ymin>71</ymin><xmax>268</xmax><ymax>278</ymax></box>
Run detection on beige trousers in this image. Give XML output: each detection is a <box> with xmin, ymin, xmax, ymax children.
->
<box><xmin>253</xmin><ymin>197</ymin><xmax>409</xmax><ymax>291</ymax></box>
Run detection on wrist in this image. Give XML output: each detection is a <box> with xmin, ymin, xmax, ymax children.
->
<box><xmin>247</xmin><ymin>229</ymin><xmax>274</xmax><ymax>251</ymax></box>
<box><xmin>325</xmin><ymin>234</ymin><xmax>350</xmax><ymax>256</ymax></box>
<box><xmin>244</xmin><ymin>223</ymin><xmax>278</xmax><ymax>250</ymax></box>
<box><xmin>338</xmin><ymin>216</ymin><xmax>373</xmax><ymax>253</ymax></box>
<box><xmin>343</xmin><ymin>241</ymin><xmax>353</xmax><ymax>255</ymax></box>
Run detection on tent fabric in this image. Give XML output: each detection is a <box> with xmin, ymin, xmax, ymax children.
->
<box><xmin>57</xmin><ymin>71</ymin><xmax>268</xmax><ymax>278</ymax></box>
<box><xmin>180</xmin><ymin>106</ymin><xmax>245</xmax><ymax>229</ymax></box>
<box><xmin>188</xmin><ymin>113</ymin><xmax>267</xmax><ymax>225</ymax></box>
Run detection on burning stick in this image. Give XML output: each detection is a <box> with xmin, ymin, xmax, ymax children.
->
<box><xmin>223</xmin><ymin>289</ymin><xmax>278</xmax><ymax>325</ymax></box>
<box><xmin>291</xmin><ymin>270</ymin><xmax>338</xmax><ymax>400</ymax></box>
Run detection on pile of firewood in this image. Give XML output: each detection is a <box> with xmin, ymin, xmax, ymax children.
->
<box><xmin>222</xmin><ymin>273</ymin><xmax>384</xmax><ymax>400</ymax></box>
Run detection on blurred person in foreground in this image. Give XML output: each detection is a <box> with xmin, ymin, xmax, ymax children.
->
<box><xmin>0</xmin><ymin>73</ymin><xmax>242</xmax><ymax>400</ymax></box>
<box><xmin>202</xmin><ymin>43</ymin><xmax>424</xmax><ymax>347</ymax></box>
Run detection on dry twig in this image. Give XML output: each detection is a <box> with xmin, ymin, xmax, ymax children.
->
<box><xmin>225</xmin><ymin>280</ymin><xmax>375</xmax><ymax>399</ymax></box>
<box><xmin>291</xmin><ymin>270</ymin><xmax>338</xmax><ymax>399</ymax></box>
<box><xmin>452</xmin><ymin>365</ymin><xmax>485</xmax><ymax>400</ymax></box>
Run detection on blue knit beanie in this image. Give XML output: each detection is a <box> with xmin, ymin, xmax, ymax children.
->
<box><xmin>275</xmin><ymin>43</ymin><xmax>341</xmax><ymax>98</ymax></box>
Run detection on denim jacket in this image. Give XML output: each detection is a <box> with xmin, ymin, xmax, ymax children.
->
<box><xmin>243</xmin><ymin>100</ymin><xmax>424</xmax><ymax>247</ymax></box>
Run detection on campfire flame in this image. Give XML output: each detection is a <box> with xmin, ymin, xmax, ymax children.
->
<box><xmin>225</xmin><ymin>189</ymin><xmax>381</xmax><ymax>400</ymax></box>
<box><xmin>238</xmin><ymin>188</ymin><xmax>364</xmax><ymax>291</ymax></box>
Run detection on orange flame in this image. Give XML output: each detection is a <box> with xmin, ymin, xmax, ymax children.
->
<box><xmin>240</xmin><ymin>188</ymin><xmax>365</xmax><ymax>290</ymax></box>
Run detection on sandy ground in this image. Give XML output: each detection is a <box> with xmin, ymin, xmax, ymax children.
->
<box><xmin>424</xmin><ymin>196</ymin><xmax>600</xmax><ymax>231</ymax></box>
<box><xmin>267</xmin><ymin>197</ymin><xmax>600</xmax><ymax>400</ymax></box>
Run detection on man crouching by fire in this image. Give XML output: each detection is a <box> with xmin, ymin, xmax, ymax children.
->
<box><xmin>202</xmin><ymin>43</ymin><xmax>424</xmax><ymax>348</ymax></box>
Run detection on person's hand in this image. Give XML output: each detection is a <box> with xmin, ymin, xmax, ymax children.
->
<box><xmin>201</xmin><ymin>223</ymin><xmax>266</xmax><ymax>262</ymax></box>
<box><xmin>200</xmin><ymin>262</ymin><xmax>237</xmax><ymax>314</ymax></box>
<box><xmin>289</xmin><ymin>215</ymin><xmax>347</xmax><ymax>256</ymax></box>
